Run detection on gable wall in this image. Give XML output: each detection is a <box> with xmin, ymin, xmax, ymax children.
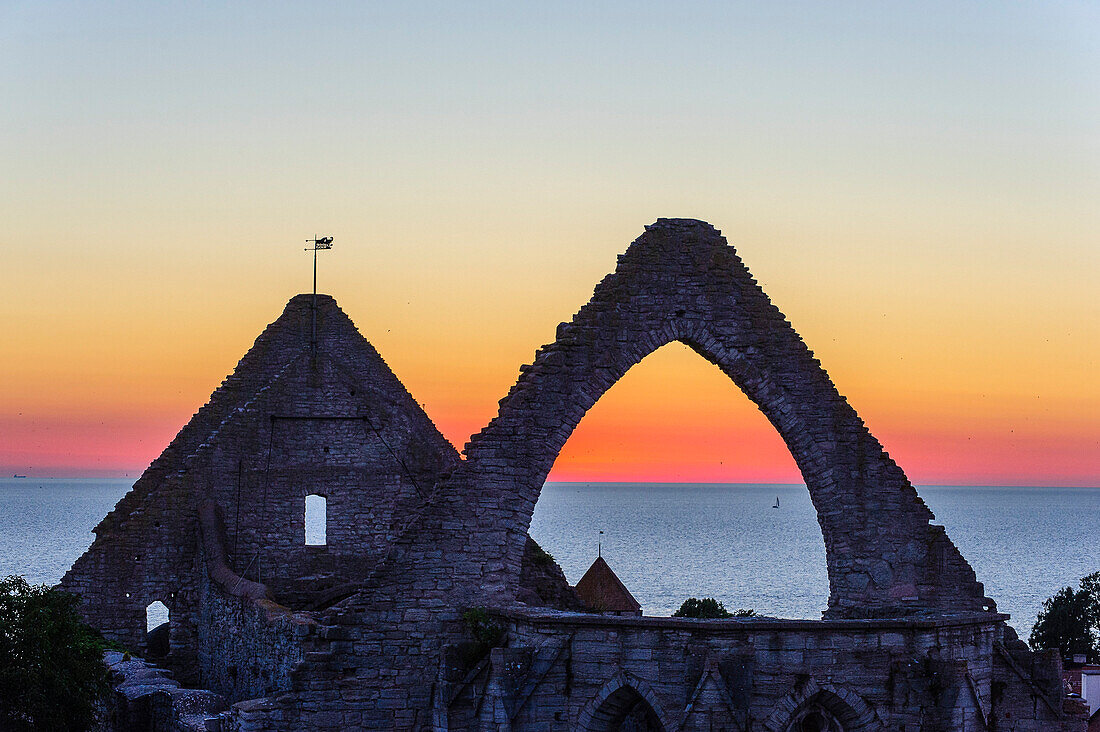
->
<box><xmin>59</xmin><ymin>294</ymin><xmax>458</xmax><ymax>670</ymax></box>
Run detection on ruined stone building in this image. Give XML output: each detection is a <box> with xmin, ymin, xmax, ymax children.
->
<box><xmin>62</xmin><ymin>220</ymin><xmax>1086</xmax><ymax>730</ymax></box>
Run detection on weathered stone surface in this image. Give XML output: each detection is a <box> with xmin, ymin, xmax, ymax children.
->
<box><xmin>66</xmin><ymin>220</ymin><xmax>1083</xmax><ymax>730</ymax></box>
<box><xmin>102</xmin><ymin>651</ymin><xmax>226</xmax><ymax>732</ymax></box>
<box><xmin>518</xmin><ymin>535</ymin><xmax>584</xmax><ymax>611</ymax></box>
<box><xmin>60</xmin><ymin>293</ymin><xmax>462</xmax><ymax>670</ymax></box>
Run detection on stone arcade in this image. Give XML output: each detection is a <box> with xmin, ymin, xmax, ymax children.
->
<box><xmin>62</xmin><ymin>220</ymin><xmax>1085</xmax><ymax>731</ymax></box>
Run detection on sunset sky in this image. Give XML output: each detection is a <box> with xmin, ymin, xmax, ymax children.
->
<box><xmin>2</xmin><ymin>2</ymin><xmax>1097</xmax><ymax>486</ymax></box>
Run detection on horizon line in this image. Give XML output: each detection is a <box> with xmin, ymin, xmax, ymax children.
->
<box><xmin>4</xmin><ymin>475</ymin><xmax>1097</xmax><ymax>491</ymax></box>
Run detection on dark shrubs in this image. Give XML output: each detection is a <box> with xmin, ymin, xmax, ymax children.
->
<box><xmin>461</xmin><ymin>607</ymin><xmax>505</xmax><ymax>648</ymax></box>
<box><xmin>0</xmin><ymin>575</ymin><xmax>112</xmax><ymax>731</ymax></box>
<box><xmin>673</xmin><ymin>597</ymin><xmax>755</xmax><ymax>619</ymax></box>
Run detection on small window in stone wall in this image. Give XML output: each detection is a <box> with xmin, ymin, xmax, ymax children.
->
<box><xmin>146</xmin><ymin>600</ymin><xmax>169</xmax><ymax>632</ymax></box>
<box><xmin>146</xmin><ymin>601</ymin><xmax>170</xmax><ymax>658</ymax></box>
<box><xmin>305</xmin><ymin>494</ymin><xmax>327</xmax><ymax>545</ymax></box>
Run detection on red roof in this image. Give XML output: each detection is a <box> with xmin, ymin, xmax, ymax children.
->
<box><xmin>574</xmin><ymin>556</ymin><xmax>641</xmax><ymax>614</ymax></box>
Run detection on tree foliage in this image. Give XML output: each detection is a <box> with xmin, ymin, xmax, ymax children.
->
<box><xmin>1029</xmin><ymin>571</ymin><xmax>1100</xmax><ymax>662</ymax></box>
<box><xmin>0</xmin><ymin>575</ymin><xmax>112</xmax><ymax>731</ymax></box>
<box><xmin>673</xmin><ymin>597</ymin><xmax>755</xmax><ymax>619</ymax></box>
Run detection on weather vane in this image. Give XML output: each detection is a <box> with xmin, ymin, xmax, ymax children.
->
<box><xmin>304</xmin><ymin>235</ymin><xmax>334</xmax><ymax>353</ymax></box>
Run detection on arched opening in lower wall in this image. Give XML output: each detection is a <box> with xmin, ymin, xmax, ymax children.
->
<box><xmin>786</xmin><ymin>707</ymin><xmax>846</xmax><ymax>732</ymax></box>
<box><xmin>584</xmin><ymin>684</ymin><xmax>666</xmax><ymax>732</ymax></box>
<box><xmin>528</xmin><ymin>342</ymin><xmax>829</xmax><ymax>618</ymax></box>
<box><xmin>765</xmin><ymin>683</ymin><xmax>880</xmax><ymax>732</ymax></box>
<box><xmin>145</xmin><ymin>600</ymin><xmax>170</xmax><ymax>658</ymax></box>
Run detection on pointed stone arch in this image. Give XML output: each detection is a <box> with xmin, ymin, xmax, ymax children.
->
<box><xmin>679</xmin><ymin>657</ymin><xmax>745</xmax><ymax>731</ymax></box>
<box><xmin>576</xmin><ymin>672</ymin><xmax>676</xmax><ymax>732</ymax></box>
<box><xmin>762</xmin><ymin>679</ymin><xmax>883</xmax><ymax>732</ymax></box>
<box><xmin>401</xmin><ymin>219</ymin><xmax>990</xmax><ymax>618</ymax></box>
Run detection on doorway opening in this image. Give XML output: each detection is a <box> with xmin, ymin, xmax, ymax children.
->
<box><xmin>145</xmin><ymin>600</ymin><xmax>170</xmax><ymax>657</ymax></box>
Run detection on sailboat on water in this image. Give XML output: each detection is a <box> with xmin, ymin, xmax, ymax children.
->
<box><xmin>773</xmin><ymin>495</ymin><xmax>780</xmax><ymax>509</ymax></box>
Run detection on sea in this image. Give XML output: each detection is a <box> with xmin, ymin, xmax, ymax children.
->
<box><xmin>1</xmin><ymin>478</ymin><xmax>1097</xmax><ymax>640</ymax></box>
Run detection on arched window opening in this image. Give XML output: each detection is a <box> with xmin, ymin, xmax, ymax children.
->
<box><xmin>145</xmin><ymin>600</ymin><xmax>170</xmax><ymax>658</ymax></box>
<box><xmin>785</xmin><ymin>707</ymin><xmax>846</xmax><ymax>732</ymax></box>
<box><xmin>585</xmin><ymin>685</ymin><xmax>665</xmax><ymax>732</ymax></box>
<box><xmin>305</xmin><ymin>494</ymin><xmax>327</xmax><ymax>545</ymax></box>
<box><xmin>529</xmin><ymin>342</ymin><xmax>828</xmax><ymax>618</ymax></box>
<box><xmin>765</xmin><ymin>685</ymin><xmax>872</xmax><ymax>732</ymax></box>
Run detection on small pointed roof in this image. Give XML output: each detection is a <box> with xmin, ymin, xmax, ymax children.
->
<box><xmin>574</xmin><ymin>556</ymin><xmax>641</xmax><ymax>614</ymax></box>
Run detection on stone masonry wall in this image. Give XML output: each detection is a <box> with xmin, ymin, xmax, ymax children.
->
<box><xmin>59</xmin><ymin>467</ymin><xmax>202</xmax><ymax>673</ymax></box>
<box><xmin>365</xmin><ymin>219</ymin><xmax>991</xmax><ymax>628</ymax></box>
<box><xmin>485</xmin><ymin>610</ymin><xmax>1052</xmax><ymax>732</ymax></box>
<box><xmin>197</xmin><ymin>566</ymin><xmax>312</xmax><ymax>704</ymax></box>
<box><xmin>211</xmin><ymin>604</ymin><xmax>1081</xmax><ymax>731</ymax></box>
<box><xmin>61</xmin><ymin>294</ymin><xmax>459</xmax><ymax>680</ymax></box>
<box><xmin>192</xmin><ymin>350</ymin><xmax>455</xmax><ymax>602</ymax></box>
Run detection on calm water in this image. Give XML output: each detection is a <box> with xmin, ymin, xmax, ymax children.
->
<box><xmin>2</xmin><ymin>478</ymin><xmax>1097</xmax><ymax>639</ymax></box>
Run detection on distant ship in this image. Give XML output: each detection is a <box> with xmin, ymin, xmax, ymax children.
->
<box><xmin>12</xmin><ymin>474</ymin><xmax>27</xmax><ymax>478</ymax></box>
<box><xmin>773</xmin><ymin>496</ymin><xmax>780</xmax><ymax>508</ymax></box>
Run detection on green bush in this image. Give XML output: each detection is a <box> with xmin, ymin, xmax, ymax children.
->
<box><xmin>673</xmin><ymin>597</ymin><xmax>755</xmax><ymax>619</ymax></box>
<box><xmin>1030</xmin><ymin>571</ymin><xmax>1100</xmax><ymax>662</ymax></box>
<box><xmin>0</xmin><ymin>575</ymin><xmax>112</xmax><ymax>731</ymax></box>
<box><xmin>460</xmin><ymin>607</ymin><xmax>504</xmax><ymax>648</ymax></box>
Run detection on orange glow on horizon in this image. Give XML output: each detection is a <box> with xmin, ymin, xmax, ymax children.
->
<box><xmin>545</xmin><ymin>344</ymin><xmax>801</xmax><ymax>484</ymax></box>
<box><xmin>4</xmin><ymin>296</ymin><xmax>1099</xmax><ymax>488</ymax></box>
<box><xmin>3</xmin><ymin>294</ymin><xmax>1097</xmax><ymax>487</ymax></box>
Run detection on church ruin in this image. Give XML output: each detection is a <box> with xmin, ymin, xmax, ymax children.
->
<box><xmin>62</xmin><ymin>219</ymin><xmax>1086</xmax><ymax>730</ymax></box>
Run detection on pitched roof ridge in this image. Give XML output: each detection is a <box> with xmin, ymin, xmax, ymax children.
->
<box><xmin>94</xmin><ymin>297</ymin><xmax>331</xmax><ymax>533</ymax></box>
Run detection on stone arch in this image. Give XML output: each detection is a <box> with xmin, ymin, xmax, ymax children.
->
<box><xmin>762</xmin><ymin>679</ymin><xmax>883</xmax><ymax>732</ymax></box>
<box><xmin>407</xmin><ymin>219</ymin><xmax>989</xmax><ymax>617</ymax></box>
<box><xmin>577</xmin><ymin>672</ymin><xmax>676</xmax><ymax>732</ymax></box>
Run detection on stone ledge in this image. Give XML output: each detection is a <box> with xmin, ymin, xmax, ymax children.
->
<box><xmin>495</xmin><ymin>605</ymin><xmax>1008</xmax><ymax>632</ymax></box>
<box><xmin>103</xmin><ymin>651</ymin><xmax>226</xmax><ymax>731</ymax></box>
